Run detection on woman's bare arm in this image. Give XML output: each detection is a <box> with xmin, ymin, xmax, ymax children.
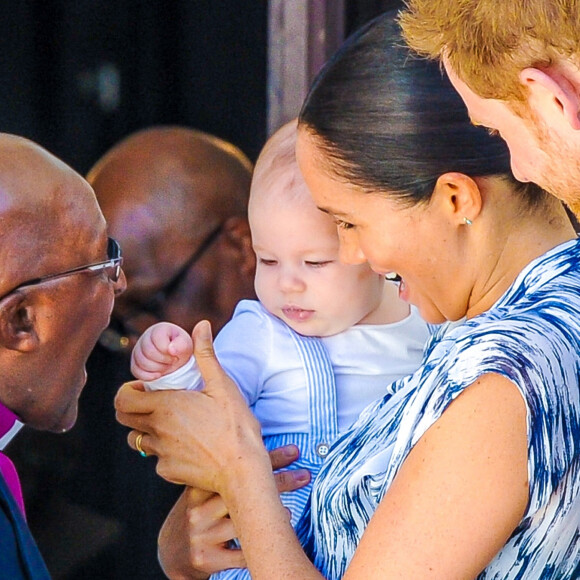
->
<box><xmin>343</xmin><ymin>373</ymin><xmax>528</xmax><ymax>579</ymax></box>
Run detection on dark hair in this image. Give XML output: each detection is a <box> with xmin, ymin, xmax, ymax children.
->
<box><xmin>298</xmin><ymin>10</ymin><xmax>544</xmax><ymax>207</ymax></box>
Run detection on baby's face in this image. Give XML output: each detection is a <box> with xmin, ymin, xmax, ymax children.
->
<box><xmin>250</xmin><ymin>188</ymin><xmax>385</xmax><ymax>337</ymax></box>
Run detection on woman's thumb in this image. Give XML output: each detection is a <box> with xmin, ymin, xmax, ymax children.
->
<box><xmin>192</xmin><ymin>320</ymin><xmax>234</xmax><ymax>396</ymax></box>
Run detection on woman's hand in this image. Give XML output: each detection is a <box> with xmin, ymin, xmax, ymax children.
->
<box><xmin>158</xmin><ymin>488</ymin><xmax>237</xmax><ymax>580</ymax></box>
<box><xmin>158</xmin><ymin>446</ymin><xmax>310</xmax><ymax>580</ymax></box>
<box><xmin>115</xmin><ymin>320</ymin><xmax>270</xmax><ymax>493</ymax></box>
<box><xmin>116</xmin><ymin>322</ymin><xmax>321</xmax><ymax>580</ymax></box>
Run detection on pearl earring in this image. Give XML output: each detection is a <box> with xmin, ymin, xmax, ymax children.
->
<box><xmin>464</xmin><ymin>217</ymin><xmax>473</xmax><ymax>226</ymax></box>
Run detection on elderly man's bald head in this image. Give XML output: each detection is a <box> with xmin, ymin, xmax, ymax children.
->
<box><xmin>88</xmin><ymin>126</ymin><xmax>252</xmax><ymax>232</ymax></box>
<box><xmin>0</xmin><ymin>134</ymin><xmax>107</xmax><ymax>296</ymax></box>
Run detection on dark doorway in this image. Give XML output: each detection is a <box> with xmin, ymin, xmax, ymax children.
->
<box><xmin>0</xmin><ymin>1</ymin><xmax>267</xmax><ymax>174</ymax></box>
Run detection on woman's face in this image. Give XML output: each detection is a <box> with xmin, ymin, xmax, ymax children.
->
<box><xmin>296</xmin><ymin>130</ymin><xmax>471</xmax><ymax>324</ymax></box>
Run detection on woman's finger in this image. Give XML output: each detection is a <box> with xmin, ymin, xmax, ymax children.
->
<box><xmin>160</xmin><ymin>487</ymin><xmax>246</xmax><ymax>578</ymax></box>
<box><xmin>115</xmin><ymin>381</ymin><xmax>156</xmax><ymax>414</ymax></box>
<box><xmin>269</xmin><ymin>444</ymin><xmax>300</xmax><ymax>470</ymax></box>
<box><xmin>274</xmin><ymin>468</ymin><xmax>311</xmax><ymax>493</ymax></box>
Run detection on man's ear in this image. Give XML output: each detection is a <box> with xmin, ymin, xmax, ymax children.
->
<box><xmin>432</xmin><ymin>172</ymin><xmax>483</xmax><ymax>226</ymax></box>
<box><xmin>221</xmin><ymin>216</ymin><xmax>256</xmax><ymax>277</ymax></box>
<box><xmin>520</xmin><ymin>67</ymin><xmax>580</xmax><ymax>130</ymax></box>
<box><xmin>0</xmin><ymin>294</ymin><xmax>40</xmax><ymax>352</ymax></box>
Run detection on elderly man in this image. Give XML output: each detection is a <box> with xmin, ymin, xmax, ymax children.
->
<box><xmin>10</xmin><ymin>126</ymin><xmax>256</xmax><ymax>579</ymax></box>
<box><xmin>0</xmin><ymin>133</ymin><xmax>126</xmax><ymax>578</ymax></box>
<box><xmin>400</xmin><ymin>1</ymin><xmax>580</xmax><ymax>217</ymax></box>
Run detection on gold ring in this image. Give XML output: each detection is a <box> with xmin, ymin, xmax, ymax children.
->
<box><xmin>135</xmin><ymin>432</ymin><xmax>147</xmax><ymax>458</ymax></box>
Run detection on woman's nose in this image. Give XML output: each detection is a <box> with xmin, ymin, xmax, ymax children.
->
<box><xmin>338</xmin><ymin>233</ymin><xmax>366</xmax><ymax>265</ymax></box>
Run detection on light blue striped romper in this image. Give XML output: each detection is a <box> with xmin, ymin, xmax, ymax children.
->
<box><xmin>297</xmin><ymin>239</ymin><xmax>580</xmax><ymax>579</ymax></box>
<box><xmin>210</xmin><ymin>299</ymin><xmax>428</xmax><ymax>580</ymax></box>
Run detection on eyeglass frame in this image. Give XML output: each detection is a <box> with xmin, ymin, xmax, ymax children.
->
<box><xmin>0</xmin><ymin>237</ymin><xmax>123</xmax><ymax>303</ymax></box>
<box><xmin>136</xmin><ymin>223</ymin><xmax>224</xmax><ymax>319</ymax></box>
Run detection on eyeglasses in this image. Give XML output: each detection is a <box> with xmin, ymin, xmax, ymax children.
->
<box><xmin>137</xmin><ymin>223</ymin><xmax>223</xmax><ymax>319</ymax></box>
<box><xmin>0</xmin><ymin>237</ymin><xmax>123</xmax><ymax>303</ymax></box>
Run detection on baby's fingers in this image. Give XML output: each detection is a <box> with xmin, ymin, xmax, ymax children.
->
<box><xmin>166</xmin><ymin>332</ymin><xmax>194</xmax><ymax>358</ymax></box>
<box><xmin>131</xmin><ymin>340</ymin><xmax>175</xmax><ymax>377</ymax></box>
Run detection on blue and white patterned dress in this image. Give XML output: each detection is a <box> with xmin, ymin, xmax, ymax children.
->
<box><xmin>298</xmin><ymin>239</ymin><xmax>580</xmax><ymax>579</ymax></box>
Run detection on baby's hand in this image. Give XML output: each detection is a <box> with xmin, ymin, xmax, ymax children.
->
<box><xmin>131</xmin><ymin>322</ymin><xmax>193</xmax><ymax>381</ymax></box>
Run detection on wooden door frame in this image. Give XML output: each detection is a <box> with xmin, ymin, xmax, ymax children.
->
<box><xmin>267</xmin><ymin>0</ymin><xmax>345</xmax><ymax>135</ymax></box>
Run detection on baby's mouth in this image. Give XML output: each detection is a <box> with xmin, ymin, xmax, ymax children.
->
<box><xmin>282</xmin><ymin>306</ymin><xmax>314</xmax><ymax>321</ymax></box>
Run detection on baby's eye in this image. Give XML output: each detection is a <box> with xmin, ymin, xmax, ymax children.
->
<box><xmin>259</xmin><ymin>258</ymin><xmax>278</xmax><ymax>266</ymax></box>
<box><xmin>335</xmin><ymin>218</ymin><xmax>354</xmax><ymax>230</ymax></box>
<box><xmin>305</xmin><ymin>260</ymin><xmax>333</xmax><ymax>268</ymax></box>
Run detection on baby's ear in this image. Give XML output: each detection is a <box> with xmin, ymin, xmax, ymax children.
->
<box><xmin>222</xmin><ymin>216</ymin><xmax>256</xmax><ymax>276</ymax></box>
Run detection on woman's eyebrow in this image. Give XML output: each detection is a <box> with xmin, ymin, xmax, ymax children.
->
<box><xmin>316</xmin><ymin>205</ymin><xmax>347</xmax><ymax>217</ymax></box>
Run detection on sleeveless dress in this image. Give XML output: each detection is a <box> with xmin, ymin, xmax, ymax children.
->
<box><xmin>298</xmin><ymin>239</ymin><xmax>580</xmax><ymax>579</ymax></box>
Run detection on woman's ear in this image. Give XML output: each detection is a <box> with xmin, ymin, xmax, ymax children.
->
<box><xmin>222</xmin><ymin>216</ymin><xmax>256</xmax><ymax>277</ymax></box>
<box><xmin>433</xmin><ymin>172</ymin><xmax>482</xmax><ymax>226</ymax></box>
<box><xmin>519</xmin><ymin>67</ymin><xmax>580</xmax><ymax>130</ymax></box>
<box><xmin>0</xmin><ymin>294</ymin><xmax>40</xmax><ymax>352</ymax></box>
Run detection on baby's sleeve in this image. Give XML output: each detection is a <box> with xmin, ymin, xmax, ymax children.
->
<box><xmin>212</xmin><ymin>301</ymin><xmax>272</xmax><ymax>405</ymax></box>
<box><xmin>144</xmin><ymin>301</ymin><xmax>271</xmax><ymax>400</ymax></box>
<box><xmin>143</xmin><ymin>356</ymin><xmax>202</xmax><ymax>391</ymax></box>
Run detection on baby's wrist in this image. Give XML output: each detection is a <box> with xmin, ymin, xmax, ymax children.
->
<box><xmin>144</xmin><ymin>356</ymin><xmax>200</xmax><ymax>391</ymax></box>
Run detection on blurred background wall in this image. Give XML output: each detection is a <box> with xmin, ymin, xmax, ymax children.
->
<box><xmin>0</xmin><ymin>0</ymin><xmax>403</xmax><ymax>173</ymax></box>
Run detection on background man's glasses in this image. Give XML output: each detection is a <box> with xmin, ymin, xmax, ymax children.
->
<box><xmin>139</xmin><ymin>223</ymin><xmax>223</xmax><ymax>319</ymax></box>
<box><xmin>102</xmin><ymin>225</ymin><xmax>223</xmax><ymax>353</ymax></box>
<box><xmin>0</xmin><ymin>237</ymin><xmax>123</xmax><ymax>303</ymax></box>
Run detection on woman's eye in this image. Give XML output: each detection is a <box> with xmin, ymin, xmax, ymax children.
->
<box><xmin>335</xmin><ymin>219</ymin><xmax>354</xmax><ymax>230</ymax></box>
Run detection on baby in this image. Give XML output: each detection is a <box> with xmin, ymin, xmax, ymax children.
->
<box><xmin>131</xmin><ymin>119</ymin><xmax>429</xmax><ymax>579</ymax></box>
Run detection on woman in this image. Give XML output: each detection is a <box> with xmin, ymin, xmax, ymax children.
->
<box><xmin>115</xmin><ymin>12</ymin><xmax>580</xmax><ymax>579</ymax></box>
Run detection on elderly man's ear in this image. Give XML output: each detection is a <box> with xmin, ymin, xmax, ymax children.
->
<box><xmin>221</xmin><ymin>216</ymin><xmax>256</xmax><ymax>276</ymax></box>
<box><xmin>0</xmin><ymin>295</ymin><xmax>40</xmax><ymax>352</ymax></box>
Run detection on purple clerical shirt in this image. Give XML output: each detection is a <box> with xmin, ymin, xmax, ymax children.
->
<box><xmin>0</xmin><ymin>403</ymin><xmax>25</xmax><ymax>516</ymax></box>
